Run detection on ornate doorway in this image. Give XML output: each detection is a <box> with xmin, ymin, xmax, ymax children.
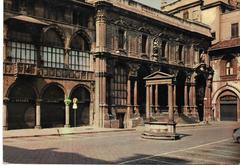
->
<box><xmin>220</xmin><ymin>95</ymin><xmax>237</xmax><ymax>121</ymax></box>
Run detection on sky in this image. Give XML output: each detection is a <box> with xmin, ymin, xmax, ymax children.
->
<box><xmin>134</xmin><ymin>0</ymin><xmax>174</xmax><ymax>9</ymax></box>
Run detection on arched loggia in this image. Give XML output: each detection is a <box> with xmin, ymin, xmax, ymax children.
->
<box><xmin>137</xmin><ymin>65</ymin><xmax>151</xmax><ymax>117</ymax></box>
<box><xmin>7</xmin><ymin>83</ymin><xmax>37</xmax><ymax>129</ymax></box>
<box><xmin>41</xmin><ymin>84</ymin><xmax>65</xmax><ymax>128</ymax></box>
<box><xmin>70</xmin><ymin>86</ymin><xmax>91</xmax><ymax>127</ymax></box>
<box><xmin>176</xmin><ymin>71</ymin><xmax>187</xmax><ymax>114</ymax></box>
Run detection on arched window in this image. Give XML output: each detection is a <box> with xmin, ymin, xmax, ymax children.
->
<box><xmin>112</xmin><ymin>65</ymin><xmax>127</xmax><ymax>105</ymax></box>
<box><xmin>42</xmin><ymin>28</ymin><xmax>65</xmax><ymax>68</ymax></box>
<box><xmin>7</xmin><ymin>28</ymin><xmax>36</xmax><ymax>64</ymax></box>
<box><xmin>69</xmin><ymin>34</ymin><xmax>90</xmax><ymax>71</ymax></box>
<box><xmin>226</xmin><ymin>60</ymin><xmax>233</xmax><ymax>75</ymax></box>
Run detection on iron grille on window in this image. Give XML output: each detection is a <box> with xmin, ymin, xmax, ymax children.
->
<box><xmin>69</xmin><ymin>50</ymin><xmax>90</xmax><ymax>71</ymax></box>
<box><xmin>7</xmin><ymin>41</ymin><xmax>36</xmax><ymax>64</ymax></box>
<box><xmin>42</xmin><ymin>46</ymin><xmax>64</xmax><ymax>68</ymax></box>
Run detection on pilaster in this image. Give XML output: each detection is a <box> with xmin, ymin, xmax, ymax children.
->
<box><xmin>3</xmin><ymin>97</ymin><xmax>9</xmax><ymax>130</ymax></box>
<box><xmin>35</xmin><ymin>99</ymin><xmax>42</xmax><ymax>129</ymax></box>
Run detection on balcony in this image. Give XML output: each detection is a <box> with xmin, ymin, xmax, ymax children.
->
<box><xmin>3</xmin><ymin>62</ymin><xmax>37</xmax><ymax>76</ymax></box>
<box><xmin>3</xmin><ymin>62</ymin><xmax>94</xmax><ymax>81</ymax></box>
<box><xmin>38</xmin><ymin>67</ymin><xmax>94</xmax><ymax>80</ymax></box>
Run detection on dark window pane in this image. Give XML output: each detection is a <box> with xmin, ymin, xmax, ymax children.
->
<box><xmin>118</xmin><ymin>29</ymin><xmax>124</xmax><ymax>49</ymax></box>
<box><xmin>142</xmin><ymin>35</ymin><xmax>147</xmax><ymax>53</ymax></box>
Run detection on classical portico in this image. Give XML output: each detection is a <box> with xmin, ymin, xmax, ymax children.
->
<box><xmin>144</xmin><ymin>71</ymin><xmax>175</xmax><ymax>122</ymax></box>
<box><xmin>143</xmin><ymin>71</ymin><xmax>178</xmax><ymax>140</ymax></box>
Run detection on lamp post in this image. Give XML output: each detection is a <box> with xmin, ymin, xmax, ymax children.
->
<box><xmin>72</xmin><ymin>98</ymin><xmax>78</xmax><ymax>127</ymax></box>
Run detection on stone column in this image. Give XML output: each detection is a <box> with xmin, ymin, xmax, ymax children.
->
<box><xmin>173</xmin><ymin>84</ymin><xmax>177</xmax><ymax>115</ymax></box>
<box><xmin>3</xmin><ymin>98</ymin><xmax>9</xmax><ymax>130</ymax></box>
<box><xmin>150</xmin><ymin>85</ymin><xmax>153</xmax><ymax>118</ymax></box>
<box><xmin>189</xmin><ymin>82</ymin><xmax>198</xmax><ymax>120</ymax></box>
<box><xmin>168</xmin><ymin>84</ymin><xmax>174</xmax><ymax>122</ymax></box>
<box><xmin>155</xmin><ymin>84</ymin><xmax>159</xmax><ymax>113</ymax></box>
<box><xmin>183</xmin><ymin>83</ymin><xmax>189</xmax><ymax>115</ymax></box>
<box><xmin>146</xmin><ymin>85</ymin><xmax>150</xmax><ymax>119</ymax></box>
<box><xmin>204</xmin><ymin>78</ymin><xmax>212</xmax><ymax>123</ymax></box>
<box><xmin>64</xmin><ymin>99</ymin><xmax>71</xmax><ymax>128</ymax></box>
<box><xmin>134</xmin><ymin>80</ymin><xmax>139</xmax><ymax>116</ymax></box>
<box><xmin>125</xmin><ymin>79</ymin><xmax>132</xmax><ymax>128</ymax></box>
<box><xmin>35</xmin><ymin>99</ymin><xmax>42</xmax><ymax>129</ymax></box>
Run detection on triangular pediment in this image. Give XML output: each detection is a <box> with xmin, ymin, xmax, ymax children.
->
<box><xmin>144</xmin><ymin>71</ymin><xmax>174</xmax><ymax>80</ymax></box>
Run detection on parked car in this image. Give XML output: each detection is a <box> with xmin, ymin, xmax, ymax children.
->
<box><xmin>232</xmin><ymin>128</ymin><xmax>240</xmax><ymax>143</ymax></box>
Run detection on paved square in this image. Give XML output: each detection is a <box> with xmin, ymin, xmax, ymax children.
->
<box><xmin>3</xmin><ymin>122</ymin><xmax>240</xmax><ymax>164</ymax></box>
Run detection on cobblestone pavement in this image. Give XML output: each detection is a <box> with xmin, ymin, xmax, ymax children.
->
<box><xmin>3</xmin><ymin>122</ymin><xmax>240</xmax><ymax>164</ymax></box>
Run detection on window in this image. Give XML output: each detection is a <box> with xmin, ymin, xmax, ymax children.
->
<box><xmin>183</xmin><ymin>11</ymin><xmax>189</xmax><ymax>19</ymax></box>
<box><xmin>162</xmin><ymin>41</ymin><xmax>167</xmax><ymax>57</ymax></box>
<box><xmin>8</xmin><ymin>41</ymin><xmax>36</xmax><ymax>63</ymax></box>
<box><xmin>41</xmin><ymin>29</ymin><xmax>65</xmax><ymax>68</ymax></box>
<box><xmin>26</xmin><ymin>0</ymin><xmax>35</xmax><ymax>15</ymax></box>
<box><xmin>226</xmin><ymin>61</ymin><xmax>233</xmax><ymax>75</ymax></box>
<box><xmin>112</xmin><ymin>65</ymin><xmax>127</xmax><ymax>105</ymax></box>
<box><xmin>231</xmin><ymin>23</ymin><xmax>239</xmax><ymax>38</ymax></box>
<box><xmin>12</xmin><ymin>0</ymin><xmax>20</xmax><ymax>11</ymax></box>
<box><xmin>118</xmin><ymin>29</ymin><xmax>125</xmax><ymax>49</ymax></box>
<box><xmin>44</xmin><ymin>5</ymin><xmax>65</xmax><ymax>22</ymax></box>
<box><xmin>178</xmin><ymin>45</ymin><xmax>183</xmax><ymax>61</ymax></box>
<box><xmin>141</xmin><ymin>35</ymin><xmax>147</xmax><ymax>53</ymax></box>
<box><xmin>7</xmin><ymin>30</ymin><xmax>36</xmax><ymax>63</ymax></box>
<box><xmin>72</xmin><ymin>11</ymin><xmax>88</xmax><ymax>27</ymax></box>
<box><xmin>69</xmin><ymin>35</ymin><xmax>91</xmax><ymax>71</ymax></box>
<box><xmin>211</xmin><ymin>32</ymin><xmax>216</xmax><ymax>40</ymax></box>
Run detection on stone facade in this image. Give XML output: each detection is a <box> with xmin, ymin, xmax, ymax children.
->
<box><xmin>161</xmin><ymin>0</ymin><xmax>240</xmax><ymax>121</ymax></box>
<box><xmin>3</xmin><ymin>0</ymin><xmax>212</xmax><ymax>130</ymax></box>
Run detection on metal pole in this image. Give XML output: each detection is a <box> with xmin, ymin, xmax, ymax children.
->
<box><xmin>74</xmin><ymin>108</ymin><xmax>77</xmax><ymax>127</ymax></box>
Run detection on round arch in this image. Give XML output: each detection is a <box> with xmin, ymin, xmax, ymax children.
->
<box><xmin>212</xmin><ymin>85</ymin><xmax>240</xmax><ymax>104</ymax></box>
<box><xmin>212</xmin><ymin>85</ymin><xmax>240</xmax><ymax>121</ymax></box>
<box><xmin>7</xmin><ymin>82</ymin><xmax>37</xmax><ymax>129</ymax></box>
<box><xmin>69</xmin><ymin>29</ymin><xmax>92</xmax><ymax>50</ymax></box>
<box><xmin>41</xmin><ymin>83</ymin><xmax>65</xmax><ymax>128</ymax></box>
<box><xmin>40</xmin><ymin>82</ymin><xmax>66</xmax><ymax>99</ymax></box>
<box><xmin>69</xmin><ymin>85</ymin><xmax>91</xmax><ymax>127</ymax></box>
<box><xmin>6</xmin><ymin>81</ymin><xmax>39</xmax><ymax>99</ymax></box>
<box><xmin>42</xmin><ymin>24</ymin><xmax>66</xmax><ymax>45</ymax></box>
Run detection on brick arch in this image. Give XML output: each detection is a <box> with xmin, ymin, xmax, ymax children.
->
<box><xmin>69</xmin><ymin>84</ymin><xmax>92</xmax><ymax>101</ymax></box>
<box><xmin>6</xmin><ymin>81</ymin><xmax>39</xmax><ymax>99</ymax></box>
<box><xmin>42</xmin><ymin>24</ymin><xmax>66</xmax><ymax>47</ymax></box>
<box><xmin>212</xmin><ymin>85</ymin><xmax>240</xmax><ymax>104</ymax></box>
<box><xmin>40</xmin><ymin>82</ymin><xmax>66</xmax><ymax>99</ymax></box>
<box><xmin>69</xmin><ymin>29</ymin><xmax>92</xmax><ymax>50</ymax></box>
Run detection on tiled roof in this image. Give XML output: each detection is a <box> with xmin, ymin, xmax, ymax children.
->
<box><xmin>210</xmin><ymin>37</ymin><xmax>240</xmax><ymax>51</ymax></box>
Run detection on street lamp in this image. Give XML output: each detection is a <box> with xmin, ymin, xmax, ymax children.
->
<box><xmin>72</xmin><ymin>98</ymin><xmax>78</xmax><ymax>127</ymax></box>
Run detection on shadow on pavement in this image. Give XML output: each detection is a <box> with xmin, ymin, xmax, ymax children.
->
<box><xmin>4</xmin><ymin>145</ymin><xmax>192</xmax><ymax>164</ymax></box>
<box><xmin>3</xmin><ymin>145</ymin><xmax>110</xmax><ymax>164</ymax></box>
